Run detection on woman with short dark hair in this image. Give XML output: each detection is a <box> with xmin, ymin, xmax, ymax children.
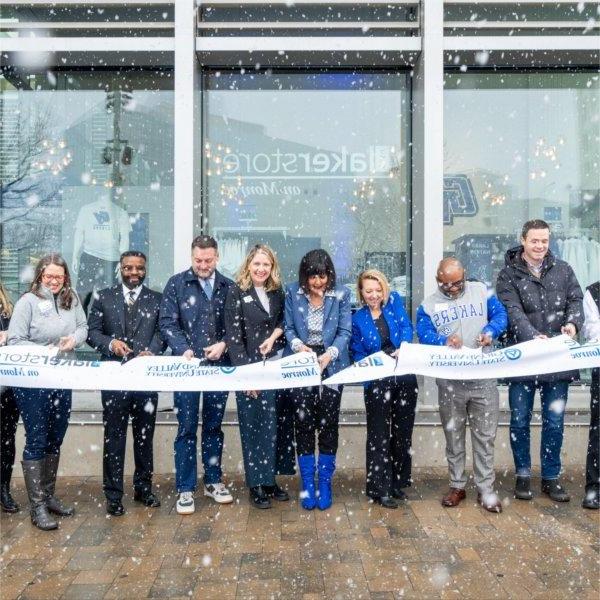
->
<box><xmin>284</xmin><ymin>249</ymin><xmax>351</xmax><ymax>510</ymax></box>
<box><xmin>8</xmin><ymin>254</ymin><xmax>88</xmax><ymax>530</ymax></box>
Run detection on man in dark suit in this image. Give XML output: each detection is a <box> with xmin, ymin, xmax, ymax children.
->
<box><xmin>159</xmin><ymin>236</ymin><xmax>234</xmax><ymax>515</ymax></box>
<box><xmin>88</xmin><ymin>251</ymin><xmax>165</xmax><ymax>516</ymax></box>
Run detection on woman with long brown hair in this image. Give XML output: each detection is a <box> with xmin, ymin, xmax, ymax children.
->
<box><xmin>7</xmin><ymin>254</ymin><xmax>88</xmax><ymax>530</ymax></box>
<box><xmin>0</xmin><ymin>282</ymin><xmax>20</xmax><ymax>513</ymax></box>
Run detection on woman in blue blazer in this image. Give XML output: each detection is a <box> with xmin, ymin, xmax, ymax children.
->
<box><xmin>351</xmin><ymin>269</ymin><xmax>418</xmax><ymax>509</ymax></box>
<box><xmin>284</xmin><ymin>249</ymin><xmax>351</xmax><ymax>510</ymax></box>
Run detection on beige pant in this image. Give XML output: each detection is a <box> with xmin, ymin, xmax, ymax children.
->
<box><xmin>437</xmin><ymin>379</ymin><xmax>500</xmax><ymax>494</ymax></box>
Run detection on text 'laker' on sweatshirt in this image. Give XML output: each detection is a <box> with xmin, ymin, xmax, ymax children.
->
<box><xmin>416</xmin><ymin>281</ymin><xmax>507</xmax><ymax>349</ymax></box>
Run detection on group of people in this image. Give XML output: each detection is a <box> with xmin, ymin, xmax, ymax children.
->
<box><xmin>0</xmin><ymin>219</ymin><xmax>598</xmax><ymax>533</ymax></box>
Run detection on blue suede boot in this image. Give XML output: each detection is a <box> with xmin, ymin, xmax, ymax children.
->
<box><xmin>297</xmin><ymin>454</ymin><xmax>317</xmax><ymax>510</ymax></box>
<box><xmin>317</xmin><ymin>453</ymin><xmax>336</xmax><ymax>511</ymax></box>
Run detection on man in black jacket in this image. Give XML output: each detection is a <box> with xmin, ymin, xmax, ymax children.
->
<box><xmin>496</xmin><ymin>219</ymin><xmax>583</xmax><ymax>502</ymax></box>
<box><xmin>88</xmin><ymin>251</ymin><xmax>166</xmax><ymax>516</ymax></box>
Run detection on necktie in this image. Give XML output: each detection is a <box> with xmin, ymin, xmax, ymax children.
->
<box><xmin>203</xmin><ymin>279</ymin><xmax>213</xmax><ymax>300</ymax></box>
<box><xmin>127</xmin><ymin>290</ymin><xmax>136</xmax><ymax>306</ymax></box>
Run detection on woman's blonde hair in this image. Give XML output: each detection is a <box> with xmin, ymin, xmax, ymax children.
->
<box><xmin>357</xmin><ymin>269</ymin><xmax>391</xmax><ymax>306</ymax></box>
<box><xmin>0</xmin><ymin>282</ymin><xmax>13</xmax><ymax>318</ymax></box>
<box><xmin>236</xmin><ymin>244</ymin><xmax>282</xmax><ymax>292</ymax></box>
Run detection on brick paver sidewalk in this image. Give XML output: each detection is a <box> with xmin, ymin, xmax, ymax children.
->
<box><xmin>1</xmin><ymin>469</ymin><xmax>598</xmax><ymax>599</ymax></box>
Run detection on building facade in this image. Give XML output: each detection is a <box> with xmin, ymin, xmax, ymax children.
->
<box><xmin>1</xmin><ymin>1</ymin><xmax>599</xmax><ymax>406</ymax></box>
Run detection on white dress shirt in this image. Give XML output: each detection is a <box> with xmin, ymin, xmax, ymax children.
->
<box><xmin>583</xmin><ymin>289</ymin><xmax>600</xmax><ymax>342</ymax></box>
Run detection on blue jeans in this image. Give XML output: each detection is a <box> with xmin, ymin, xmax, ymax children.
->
<box><xmin>13</xmin><ymin>388</ymin><xmax>72</xmax><ymax>461</ymax></box>
<box><xmin>236</xmin><ymin>389</ymin><xmax>277</xmax><ymax>488</ymax></box>
<box><xmin>509</xmin><ymin>380</ymin><xmax>569</xmax><ymax>480</ymax></box>
<box><xmin>174</xmin><ymin>391</ymin><xmax>228</xmax><ymax>492</ymax></box>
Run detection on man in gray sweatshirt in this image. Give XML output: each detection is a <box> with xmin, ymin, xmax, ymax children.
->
<box><xmin>416</xmin><ymin>258</ymin><xmax>507</xmax><ymax>512</ymax></box>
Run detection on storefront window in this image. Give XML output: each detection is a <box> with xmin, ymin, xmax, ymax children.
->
<box><xmin>0</xmin><ymin>68</ymin><xmax>174</xmax><ymax>308</ymax></box>
<box><xmin>444</xmin><ymin>71</ymin><xmax>599</xmax><ymax>291</ymax></box>
<box><xmin>201</xmin><ymin>70</ymin><xmax>411</xmax><ymax>305</ymax></box>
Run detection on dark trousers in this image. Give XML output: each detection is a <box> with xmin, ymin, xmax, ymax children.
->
<box><xmin>276</xmin><ymin>389</ymin><xmax>296</xmax><ymax>475</ymax></box>
<box><xmin>293</xmin><ymin>385</ymin><xmax>343</xmax><ymax>456</ymax></box>
<box><xmin>236</xmin><ymin>390</ymin><xmax>277</xmax><ymax>488</ymax></box>
<box><xmin>101</xmin><ymin>390</ymin><xmax>158</xmax><ymax>501</ymax></box>
<box><xmin>0</xmin><ymin>387</ymin><xmax>19</xmax><ymax>486</ymax></box>
<box><xmin>364</xmin><ymin>375</ymin><xmax>418</xmax><ymax>498</ymax></box>
<box><xmin>174</xmin><ymin>391</ymin><xmax>228</xmax><ymax>492</ymax></box>
<box><xmin>13</xmin><ymin>388</ymin><xmax>71</xmax><ymax>461</ymax></box>
<box><xmin>586</xmin><ymin>368</ymin><xmax>600</xmax><ymax>494</ymax></box>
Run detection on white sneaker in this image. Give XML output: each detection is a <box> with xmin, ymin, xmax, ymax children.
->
<box><xmin>204</xmin><ymin>483</ymin><xmax>234</xmax><ymax>504</ymax></box>
<box><xmin>176</xmin><ymin>491</ymin><xmax>195</xmax><ymax>514</ymax></box>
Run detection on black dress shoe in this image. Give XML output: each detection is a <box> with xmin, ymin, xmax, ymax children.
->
<box><xmin>582</xmin><ymin>489</ymin><xmax>599</xmax><ymax>510</ymax></box>
<box><xmin>374</xmin><ymin>495</ymin><xmax>399</xmax><ymax>509</ymax></box>
<box><xmin>133</xmin><ymin>491</ymin><xmax>161</xmax><ymax>507</ymax></box>
<box><xmin>263</xmin><ymin>483</ymin><xmax>290</xmax><ymax>502</ymax></box>
<box><xmin>1</xmin><ymin>484</ymin><xmax>20</xmax><ymax>513</ymax></box>
<box><xmin>392</xmin><ymin>489</ymin><xmax>407</xmax><ymax>502</ymax></box>
<box><xmin>541</xmin><ymin>479</ymin><xmax>570</xmax><ymax>502</ymax></box>
<box><xmin>107</xmin><ymin>500</ymin><xmax>125</xmax><ymax>516</ymax></box>
<box><xmin>249</xmin><ymin>486</ymin><xmax>272</xmax><ymax>509</ymax></box>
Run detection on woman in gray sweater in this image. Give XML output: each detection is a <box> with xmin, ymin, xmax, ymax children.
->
<box><xmin>8</xmin><ymin>254</ymin><xmax>88</xmax><ymax>530</ymax></box>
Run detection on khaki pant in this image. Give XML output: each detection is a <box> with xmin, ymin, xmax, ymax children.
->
<box><xmin>437</xmin><ymin>379</ymin><xmax>499</xmax><ymax>494</ymax></box>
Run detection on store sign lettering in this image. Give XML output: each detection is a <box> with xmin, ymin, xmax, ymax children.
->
<box><xmin>222</xmin><ymin>145</ymin><xmax>394</xmax><ymax>179</ymax></box>
<box><xmin>443</xmin><ymin>175</ymin><xmax>478</xmax><ymax>225</ymax></box>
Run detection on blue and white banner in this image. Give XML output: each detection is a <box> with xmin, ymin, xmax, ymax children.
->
<box><xmin>1</xmin><ymin>336</ymin><xmax>598</xmax><ymax>392</ymax></box>
<box><xmin>0</xmin><ymin>348</ymin><xmax>321</xmax><ymax>392</ymax></box>
<box><xmin>323</xmin><ymin>335</ymin><xmax>600</xmax><ymax>385</ymax></box>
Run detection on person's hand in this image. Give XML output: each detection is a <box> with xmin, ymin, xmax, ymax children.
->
<box><xmin>245</xmin><ymin>390</ymin><xmax>259</xmax><ymax>399</ymax></box>
<box><xmin>204</xmin><ymin>341</ymin><xmax>226</xmax><ymax>361</ymax></box>
<box><xmin>183</xmin><ymin>349</ymin><xmax>195</xmax><ymax>360</ymax></box>
<box><xmin>317</xmin><ymin>352</ymin><xmax>332</xmax><ymax>372</ymax></box>
<box><xmin>446</xmin><ymin>334</ymin><xmax>462</xmax><ymax>349</ymax></box>
<box><xmin>111</xmin><ymin>339</ymin><xmax>133</xmax><ymax>357</ymax></box>
<box><xmin>534</xmin><ymin>334</ymin><xmax>548</xmax><ymax>340</ymax></box>
<box><xmin>297</xmin><ymin>344</ymin><xmax>312</xmax><ymax>354</ymax></box>
<box><xmin>0</xmin><ymin>331</ymin><xmax>7</xmax><ymax>346</ymax></box>
<box><xmin>477</xmin><ymin>333</ymin><xmax>493</xmax><ymax>347</ymax></box>
<box><xmin>258</xmin><ymin>337</ymin><xmax>275</xmax><ymax>357</ymax></box>
<box><xmin>58</xmin><ymin>336</ymin><xmax>76</xmax><ymax>353</ymax></box>
<box><xmin>561</xmin><ymin>323</ymin><xmax>577</xmax><ymax>338</ymax></box>
<box><xmin>138</xmin><ymin>350</ymin><xmax>153</xmax><ymax>357</ymax></box>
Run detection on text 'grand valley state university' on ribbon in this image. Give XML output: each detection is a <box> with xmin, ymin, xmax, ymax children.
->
<box><xmin>0</xmin><ymin>336</ymin><xmax>598</xmax><ymax>393</ymax></box>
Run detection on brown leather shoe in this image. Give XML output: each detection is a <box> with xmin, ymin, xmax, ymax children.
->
<box><xmin>477</xmin><ymin>492</ymin><xmax>502</xmax><ymax>513</ymax></box>
<box><xmin>441</xmin><ymin>488</ymin><xmax>466</xmax><ymax>507</ymax></box>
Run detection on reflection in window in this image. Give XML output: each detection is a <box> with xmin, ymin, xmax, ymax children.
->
<box><xmin>443</xmin><ymin>72</ymin><xmax>599</xmax><ymax>290</ymax></box>
<box><xmin>0</xmin><ymin>68</ymin><xmax>174</xmax><ymax>308</ymax></box>
<box><xmin>201</xmin><ymin>71</ymin><xmax>411</xmax><ymax>306</ymax></box>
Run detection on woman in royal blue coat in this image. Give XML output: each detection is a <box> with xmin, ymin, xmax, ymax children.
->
<box><xmin>284</xmin><ymin>249</ymin><xmax>351</xmax><ymax>510</ymax></box>
<box><xmin>351</xmin><ymin>269</ymin><xmax>418</xmax><ymax>509</ymax></box>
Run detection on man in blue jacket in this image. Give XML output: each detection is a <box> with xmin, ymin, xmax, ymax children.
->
<box><xmin>160</xmin><ymin>236</ymin><xmax>234</xmax><ymax>514</ymax></box>
<box><xmin>417</xmin><ymin>257</ymin><xmax>507</xmax><ymax>512</ymax></box>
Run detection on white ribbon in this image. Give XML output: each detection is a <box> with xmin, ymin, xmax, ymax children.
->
<box><xmin>1</xmin><ymin>336</ymin><xmax>598</xmax><ymax>392</ymax></box>
<box><xmin>0</xmin><ymin>348</ymin><xmax>321</xmax><ymax>392</ymax></box>
<box><xmin>322</xmin><ymin>335</ymin><xmax>600</xmax><ymax>385</ymax></box>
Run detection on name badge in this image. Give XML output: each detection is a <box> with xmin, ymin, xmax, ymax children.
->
<box><xmin>38</xmin><ymin>300</ymin><xmax>54</xmax><ymax>316</ymax></box>
<box><xmin>243</xmin><ymin>295</ymin><xmax>253</xmax><ymax>303</ymax></box>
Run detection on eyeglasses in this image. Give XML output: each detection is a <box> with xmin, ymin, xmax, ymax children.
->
<box><xmin>437</xmin><ymin>278</ymin><xmax>465</xmax><ymax>291</ymax></box>
<box><xmin>121</xmin><ymin>265</ymin><xmax>146</xmax><ymax>272</ymax></box>
<box><xmin>42</xmin><ymin>274</ymin><xmax>65</xmax><ymax>283</ymax></box>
